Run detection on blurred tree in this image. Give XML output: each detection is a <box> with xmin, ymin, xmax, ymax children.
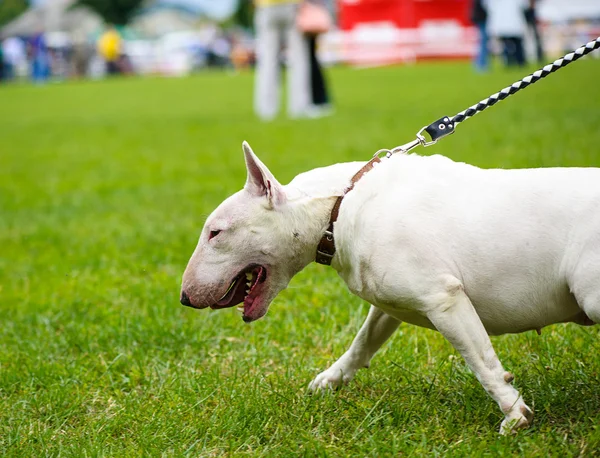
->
<box><xmin>74</xmin><ymin>0</ymin><xmax>144</xmax><ymax>25</ymax></box>
<box><xmin>0</xmin><ymin>0</ymin><xmax>28</xmax><ymax>27</ymax></box>
<box><xmin>232</xmin><ymin>0</ymin><xmax>253</xmax><ymax>30</ymax></box>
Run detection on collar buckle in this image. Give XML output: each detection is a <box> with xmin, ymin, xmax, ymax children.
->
<box><xmin>316</xmin><ymin>230</ymin><xmax>335</xmax><ymax>265</ymax></box>
<box><xmin>315</xmin><ymin>249</ymin><xmax>334</xmax><ymax>265</ymax></box>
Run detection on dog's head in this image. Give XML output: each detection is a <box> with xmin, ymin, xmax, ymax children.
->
<box><xmin>181</xmin><ymin>142</ymin><xmax>316</xmax><ymax>322</ymax></box>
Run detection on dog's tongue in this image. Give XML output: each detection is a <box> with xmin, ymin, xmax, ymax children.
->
<box><xmin>214</xmin><ymin>276</ymin><xmax>246</xmax><ymax>309</ymax></box>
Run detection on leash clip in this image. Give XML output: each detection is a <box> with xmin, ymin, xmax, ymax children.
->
<box><xmin>383</xmin><ymin>115</ymin><xmax>457</xmax><ymax>157</ymax></box>
<box><xmin>390</xmin><ymin>137</ymin><xmax>423</xmax><ymax>155</ymax></box>
<box><xmin>416</xmin><ymin>126</ymin><xmax>438</xmax><ymax>147</ymax></box>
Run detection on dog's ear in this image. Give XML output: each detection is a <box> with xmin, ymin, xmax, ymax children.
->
<box><xmin>242</xmin><ymin>141</ymin><xmax>286</xmax><ymax>208</ymax></box>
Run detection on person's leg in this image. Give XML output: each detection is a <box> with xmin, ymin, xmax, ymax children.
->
<box><xmin>514</xmin><ymin>36</ymin><xmax>526</xmax><ymax>66</ymax></box>
<box><xmin>308</xmin><ymin>35</ymin><xmax>318</xmax><ymax>103</ymax></box>
<box><xmin>533</xmin><ymin>26</ymin><xmax>544</xmax><ymax>63</ymax></box>
<box><xmin>285</xmin><ymin>3</ymin><xmax>310</xmax><ymax>118</ymax></box>
<box><xmin>475</xmin><ymin>22</ymin><xmax>489</xmax><ymax>71</ymax></box>
<box><xmin>503</xmin><ymin>37</ymin><xmax>518</xmax><ymax>67</ymax></box>
<box><xmin>480</xmin><ymin>22</ymin><xmax>489</xmax><ymax>70</ymax></box>
<box><xmin>499</xmin><ymin>37</ymin><xmax>510</xmax><ymax>67</ymax></box>
<box><xmin>3</xmin><ymin>62</ymin><xmax>13</xmax><ymax>80</ymax></box>
<box><xmin>254</xmin><ymin>6</ymin><xmax>281</xmax><ymax>120</ymax></box>
<box><xmin>42</xmin><ymin>53</ymin><xmax>50</xmax><ymax>80</ymax></box>
<box><xmin>534</xmin><ymin>25</ymin><xmax>545</xmax><ymax>63</ymax></box>
<box><xmin>525</xmin><ymin>8</ymin><xmax>544</xmax><ymax>63</ymax></box>
<box><xmin>309</xmin><ymin>35</ymin><xmax>329</xmax><ymax>106</ymax></box>
<box><xmin>32</xmin><ymin>55</ymin><xmax>41</xmax><ymax>81</ymax></box>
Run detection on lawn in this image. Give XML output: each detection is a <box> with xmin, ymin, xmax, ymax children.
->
<box><xmin>1</xmin><ymin>58</ymin><xmax>600</xmax><ymax>456</ymax></box>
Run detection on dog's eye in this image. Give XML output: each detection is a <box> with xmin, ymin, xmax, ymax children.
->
<box><xmin>208</xmin><ymin>230</ymin><xmax>221</xmax><ymax>241</ymax></box>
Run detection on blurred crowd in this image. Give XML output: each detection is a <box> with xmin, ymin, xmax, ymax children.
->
<box><xmin>1</xmin><ymin>0</ymin><xmax>599</xmax><ymax>85</ymax></box>
<box><xmin>0</xmin><ymin>23</ymin><xmax>254</xmax><ymax>83</ymax></box>
<box><xmin>472</xmin><ymin>0</ymin><xmax>546</xmax><ymax>71</ymax></box>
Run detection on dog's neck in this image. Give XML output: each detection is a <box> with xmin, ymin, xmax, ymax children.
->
<box><xmin>287</xmin><ymin>161</ymin><xmax>367</xmax><ymax>199</ymax></box>
<box><xmin>282</xmin><ymin>161</ymin><xmax>367</xmax><ymax>268</ymax></box>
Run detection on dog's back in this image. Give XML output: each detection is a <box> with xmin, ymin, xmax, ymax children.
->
<box><xmin>334</xmin><ymin>153</ymin><xmax>600</xmax><ymax>334</ymax></box>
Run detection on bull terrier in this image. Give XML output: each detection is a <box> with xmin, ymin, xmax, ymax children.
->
<box><xmin>181</xmin><ymin>141</ymin><xmax>599</xmax><ymax>434</ymax></box>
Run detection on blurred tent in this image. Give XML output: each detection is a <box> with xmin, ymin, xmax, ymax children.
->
<box><xmin>0</xmin><ymin>0</ymin><xmax>102</xmax><ymax>38</ymax></box>
<box><xmin>153</xmin><ymin>0</ymin><xmax>237</xmax><ymax>21</ymax></box>
<box><xmin>1</xmin><ymin>0</ymin><xmax>240</xmax><ymax>39</ymax></box>
<box><xmin>123</xmin><ymin>0</ymin><xmax>242</xmax><ymax>37</ymax></box>
<box><xmin>536</xmin><ymin>0</ymin><xmax>600</xmax><ymax>58</ymax></box>
<box><xmin>130</xmin><ymin>6</ymin><xmax>199</xmax><ymax>37</ymax></box>
<box><xmin>538</xmin><ymin>0</ymin><xmax>600</xmax><ymax>22</ymax></box>
<box><xmin>337</xmin><ymin>0</ymin><xmax>475</xmax><ymax>65</ymax></box>
<box><xmin>331</xmin><ymin>0</ymin><xmax>600</xmax><ymax>67</ymax></box>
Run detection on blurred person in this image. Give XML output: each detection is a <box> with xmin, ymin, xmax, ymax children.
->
<box><xmin>88</xmin><ymin>51</ymin><xmax>106</xmax><ymax>79</ymax></box>
<box><xmin>50</xmin><ymin>42</ymin><xmax>71</xmax><ymax>81</ymax></box>
<box><xmin>208</xmin><ymin>34</ymin><xmax>232</xmax><ymax>68</ymax></box>
<box><xmin>471</xmin><ymin>0</ymin><xmax>489</xmax><ymax>72</ymax></box>
<box><xmin>71</xmin><ymin>32</ymin><xmax>93</xmax><ymax>78</ymax></box>
<box><xmin>524</xmin><ymin>0</ymin><xmax>545</xmax><ymax>64</ymax></box>
<box><xmin>253</xmin><ymin>0</ymin><xmax>310</xmax><ymax>120</ymax></box>
<box><xmin>485</xmin><ymin>0</ymin><xmax>528</xmax><ymax>67</ymax></box>
<box><xmin>230</xmin><ymin>37</ymin><xmax>252</xmax><ymax>71</ymax></box>
<box><xmin>0</xmin><ymin>45</ymin><xmax>4</xmax><ymax>82</ymax></box>
<box><xmin>2</xmin><ymin>36</ymin><xmax>26</xmax><ymax>81</ymax></box>
<box><xmin>117</xmin><ymin>53</ymin><xmax>134</xmax><ymax>75</ymax></box>
<box><xmin>98</xmin><ymin>25</ymin><xmax>122</xmax><ymax>75</ymax></box>
<box><xmin>30</xmin><ymin>31</ymin><xmax>50</xmax><ymax>83</ymax></box>
<box><xmin>304</xmin><ymin>0</ymin><xmax>333</xmax><ymax>117</ymax></box>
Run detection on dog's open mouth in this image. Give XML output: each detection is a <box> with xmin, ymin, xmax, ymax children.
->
<box><xmin>211</xmin><ymin>264</ymin><xmax>267</xmax><ymax>314</ymax></box>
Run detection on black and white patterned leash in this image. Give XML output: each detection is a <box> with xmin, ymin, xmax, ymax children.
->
<box><xmin>384</xmin><ymin>36</ymin><xmax>600</xmax><ymax>156</ymax></box>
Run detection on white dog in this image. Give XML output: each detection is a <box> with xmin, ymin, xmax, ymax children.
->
<box><xmin>181</xmin><ymin>142</ymin><xmax>599</xmax><ymax>434</ymax></box>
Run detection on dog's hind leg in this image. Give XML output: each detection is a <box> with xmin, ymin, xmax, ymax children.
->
<box><xmin>425</xmin><ymin>275</ymin><xmax>533</xmax><ymax>434</ymax></box>
<box><xmin>569</xmin><ymin>246</ymin><xmax>600</xmax><ymax>325</ymax></box>
<box><xmin>309</xmin><ymin>305</ymin><xmax>401</xmax><ymax>391</ymax></box>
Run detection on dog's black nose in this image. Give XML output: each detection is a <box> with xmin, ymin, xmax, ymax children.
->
<box><xmin>180</xmin><ymin>290</ymin><xmax>192</xmax><ymax>307</ymax></box>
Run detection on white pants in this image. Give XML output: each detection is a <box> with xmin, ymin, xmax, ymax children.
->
<box><xmin>254</xmin><ymin>3</ymin><xmax>310</xmax><ymax>120</ymax></box>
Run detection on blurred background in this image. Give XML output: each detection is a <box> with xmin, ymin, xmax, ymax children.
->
<box><xmin>0</xmin><ymin>0</ymin><xmax>599</xmax><ymax>82</ymax></box>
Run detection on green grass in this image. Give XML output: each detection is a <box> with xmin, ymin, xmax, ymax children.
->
<box><xmin>1</xmin><ymin>59</ymin><xmax>600</xmax><ymax>456</ymax></box>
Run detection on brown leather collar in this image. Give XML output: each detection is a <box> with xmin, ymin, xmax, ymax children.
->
<box><xmin>315</xmin><ymin>155</ymin><xmax>383</xmax><ymax>265</ymax></box>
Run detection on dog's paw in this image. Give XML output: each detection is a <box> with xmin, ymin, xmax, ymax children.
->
<box><xmin>308</xmin><ymin>368</ymin><xmax>347</xmax><ymax>392</ymax></box>
<box><xmin>499</xmin><ymin>404</ymin><xmax>534</xmax><ymax>435</ymax></box>
<box><xmin>308</xmin><ymin>364</ymin><xmax>356</xmax><ymax>392</ymax></box>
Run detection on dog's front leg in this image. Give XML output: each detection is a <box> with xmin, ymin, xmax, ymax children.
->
<box><xmin>425</xmin><ymin>277</ymin><xmax>533</xmax><ymax>434</ymax></box>
<box><xmin>309</xmin><ymin>305</ymin><xmax>401</xmax><ymax>391</ymax></box>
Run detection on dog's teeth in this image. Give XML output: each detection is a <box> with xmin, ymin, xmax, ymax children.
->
<box><xmin>246</xmin><ymin>281</ymin><xmax>251</xmax><ymax>289</ymax></box>
<box><xmin>245</xmin><ymin>273</ymin><xmax>252</xmax><ymax>281</ymax></box>
<box><xmin>237</xmin><ymin>305</ymin><xmax>244</xmax><ymax>313</ymax></box>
